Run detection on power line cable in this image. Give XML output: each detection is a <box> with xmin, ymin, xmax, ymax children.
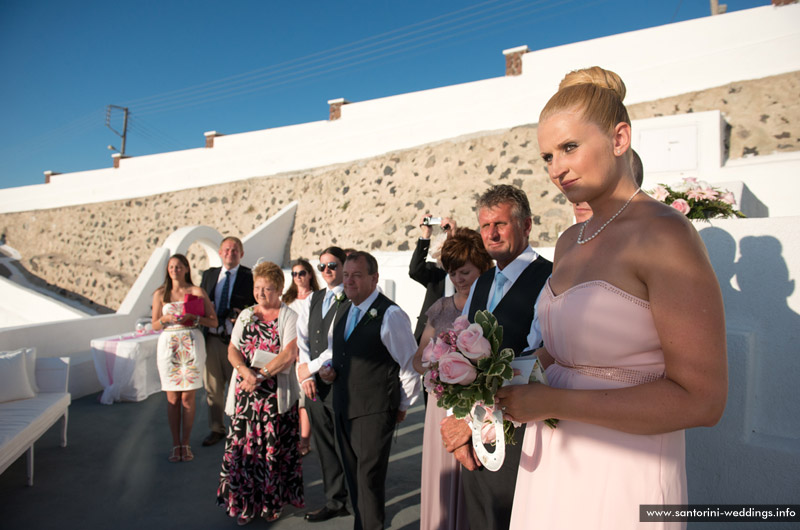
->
<box><xmin>131</xmin><ymin>0</ymin><xmax>581</xmax><ymax>117</ymax></box>
<box><xmin>120</xmin><ymin>0</ymin><xmax>525</xmax><ymax>110</ymax></box>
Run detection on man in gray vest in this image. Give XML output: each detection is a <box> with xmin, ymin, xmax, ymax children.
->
<box><xmin>320</xmin><ymin>251</ymin><xmax>421</xmax><ymax>530</ymax></box>
<box><xmin>296</xmin><ymin>246</ymin><xmax>350</xmax><ymax>523</ymax></box>
<box><xmin>440</xmin><ymin>185</ymin><xmax>552</xmax><ymax>530</ymax></box>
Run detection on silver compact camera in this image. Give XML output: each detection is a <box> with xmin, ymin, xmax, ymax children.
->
<box><xmin>422</xmin><ymin>216</ymin><xmax>442</xmax><ymax>226</ymax></box>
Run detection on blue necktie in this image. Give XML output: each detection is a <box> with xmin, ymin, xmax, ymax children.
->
<box><xmin>488</xmin><ymin>271</ymin><xmax>508</xmax><ymax>312</ymax></box>
<box><xmin>345</xmin><ymin>307</ymin><xmax>361</xmax><ymax>340</ymax></box>
<box><xmin>322</xmin><ymin>290</ymin><xmax>335</xmax><ymax>318</ymax></box>
<box><xmin>218</xmin><ymin>271</ymin><xmax>231</xmax><ymax>315</ymax></box>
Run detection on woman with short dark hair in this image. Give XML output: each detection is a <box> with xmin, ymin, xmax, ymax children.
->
<box><xmin>413</xmin><ymin>228</ymin><xmax>493</xmax><ymax>530</ymax></box>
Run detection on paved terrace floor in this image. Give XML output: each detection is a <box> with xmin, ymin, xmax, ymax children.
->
<box><xmin>0</xmin><ymin>390</ymin><xmax>425</xmax><ymax>529</ymax></box>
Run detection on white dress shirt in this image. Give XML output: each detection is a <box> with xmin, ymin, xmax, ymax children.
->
<box><xmin>342</xmin><ymin>288</ymin><xmax>421</xmax><ymax>411</ymax></box>
<box><xmin>462</xmin><ymin>246</ymin><xmax>545</xmax><ymax>354</ymax></box>
<box><xmin>296</xmin><ymin>284</ymin><xmax>345</xmax><ymax>375</ymax></box>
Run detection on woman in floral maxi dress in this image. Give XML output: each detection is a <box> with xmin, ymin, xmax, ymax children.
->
<box><xmin>217</xmin><ymin>261</ymin><xmax>303</xmax><ymax>525</ymax></box>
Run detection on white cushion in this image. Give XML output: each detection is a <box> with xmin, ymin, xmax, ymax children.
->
<box><xmin>0</xmin><ymin>350</ymin><xmax>36</xmax><ymax>403</ymax></box>
<box><xmin>0</xmin><ymin>392</ymin><xmax>71</xmax><ymax>474</ymax></box>
<box><xmin>0</xmin><ymin>347</ymin><xmax>38</xmax><ymax>393</ymax></box>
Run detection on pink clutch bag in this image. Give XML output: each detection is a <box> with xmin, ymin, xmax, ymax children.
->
<box><xmin>182</xmin><ymin>294</ymin><xmax>206</xmax><ymax>317</ymax></box>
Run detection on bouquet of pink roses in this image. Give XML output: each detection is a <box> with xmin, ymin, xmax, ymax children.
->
<box><xmin>649</xmin><ymin>178</ymin><xmax>745</xmax><ymax>220</ymax></box>
<box><xmin>421</xmin><ymin>310</ymin><xmax>554</xmax><ymax>445</ymax></box>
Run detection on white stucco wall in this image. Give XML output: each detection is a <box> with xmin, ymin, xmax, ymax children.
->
<box><xmin>0</xmin><ymin>4</ymin><xmax>798</xmax><ymax>215</ymax></box>
<box><xmin>689</xmin><ymin>217</ymin><xmax>800</xmax><ymax>520</ymax></box>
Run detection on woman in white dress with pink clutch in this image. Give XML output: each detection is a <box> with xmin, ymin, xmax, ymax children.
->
<box><xmin>152</xmin><ymin>254</ymin><xmax>217</xmax><ymax>463</ymax></box>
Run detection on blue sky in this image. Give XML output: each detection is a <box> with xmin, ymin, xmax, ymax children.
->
<box><xmin>0</xmin><ymin>0</ymin><xmax>766</xmax><ymax>189</ymax></box>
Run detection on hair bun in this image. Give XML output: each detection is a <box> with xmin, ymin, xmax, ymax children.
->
<box><xmin>558</xmin><ymin>66</ymin><xmax>626</xmax><ymax>102</ymax></box>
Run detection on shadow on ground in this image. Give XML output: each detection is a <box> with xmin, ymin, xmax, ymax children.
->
<box><xmin>0</xmin><ymin>390</ymin><xmax>424</xmax><ymax>529</ymax></box>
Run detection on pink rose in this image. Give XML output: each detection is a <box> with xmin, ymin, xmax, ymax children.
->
<box><xmin>651</xmin><ymin>185</ymin><xmax>669</xmax><ymax>202</ymax></box>
<box><xmin>720</xmin><ymin>191</ymin><xmax>736</xmax><ymax>205</ymax></box>
<box><xmin>456</xmin><ymin>323</ymin><xmax>492</xmax><ymax>361</ymax></box>
<box><xmin>433</xmin><ymin>337</ymin><xmax>454</xmax><ymax>360</ymax></box>
<box><xmin>421</xmin><ymin>339</ymin><xmax>437</xmax><ymax>368</ymax></box>
<box><xmin>670</xmin><ymin>198</ymin><xmax>691</xmax><ymax>215</ymax></box>
<box><xmin>423</xmin><ymin>369</ymin><xmax>437</xmax><ymax>392</ymax></box>
<box><xmin>438</xmin><ymin>351</ymin><xmax>478</xmax><ymax>385</ymax></box>
<box><xmin>452</xmin><ymin>315</ymin><xmax>470</xmax><ymax>332</ymax></box>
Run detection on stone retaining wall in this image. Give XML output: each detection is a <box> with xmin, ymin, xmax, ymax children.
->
<box><xmin>1</xmin><ymin>72</ymin><xmax>797</xmax><ymax>311</ymax></box>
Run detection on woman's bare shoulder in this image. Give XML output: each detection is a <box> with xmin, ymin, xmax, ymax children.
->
<box><xmin>188</xmin><ymin>285</ymin><xmax>207</xmax><ymax>296</ymax></box>
<box><xmin>631</xmin><ymin>200</ymin><xmax>711</xmax><ymax>274</ymax></box>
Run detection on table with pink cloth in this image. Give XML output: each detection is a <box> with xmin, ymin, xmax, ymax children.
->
<box><xmin>91</xmin><ymin>330</ymin><xmax>162</xmax><ymax>405</ymax></box>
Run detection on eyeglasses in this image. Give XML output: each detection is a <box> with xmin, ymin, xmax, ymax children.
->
<box><xmin>317</xmin><ymin>262</ymin><xmax>338</xmax><ymax>272</ymax></box>
<box><xmin>291</xmin><ymin>270</ymin><xmax>308</xmax><ymax>278</ymax></box>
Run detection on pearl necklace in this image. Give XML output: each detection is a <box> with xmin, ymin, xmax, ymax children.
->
<box><xmin>577</xmin><ymin>188</ymin><xmax>641</xmax><ymax>245</ymax></box>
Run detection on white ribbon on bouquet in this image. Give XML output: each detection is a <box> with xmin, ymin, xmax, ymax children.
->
<box><xmin>469</xmin><ymin>355</ymin><xmax>544</xmax><ymax>471</ymax></box>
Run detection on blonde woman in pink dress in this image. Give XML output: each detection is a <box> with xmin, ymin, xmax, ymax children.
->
<box><xmin>495</xmin><ymin>67</ymin><xmax>727</xmax><ymax>530</ymax></box>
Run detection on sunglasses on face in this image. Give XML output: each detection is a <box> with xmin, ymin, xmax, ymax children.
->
<box><xmin>317</xmin><ymin>262</ymin><xmax>338</xmax><ymax>272</ymax></box>
<box><xmin>291</xmin><ymin>270</ymin><xmax>308</xmax><ymax>278</ymax></box>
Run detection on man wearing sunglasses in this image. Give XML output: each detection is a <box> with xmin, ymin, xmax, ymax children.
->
<box><xmin>296</xmin><ymin>246</ymin><xmax>351</xmax><ymax>523</ymax></box>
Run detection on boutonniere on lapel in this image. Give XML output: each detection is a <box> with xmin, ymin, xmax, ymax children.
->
<box><xmin>334</xmin><ymin>292</ymin><xmax>346</xmax><ymax>307</ymax></box>
<box><xmin>364</xmin><ymin>308</ymin><xmax>379</xmax><ymax>323</ymax></box>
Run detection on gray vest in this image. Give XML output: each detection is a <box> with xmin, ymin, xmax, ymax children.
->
<box><xmin>308</xmin><ymin>288</ymin><xmax>343</xmax><ymax>401</ymax></box>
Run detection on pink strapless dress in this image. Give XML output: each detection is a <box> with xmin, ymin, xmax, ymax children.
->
<box><xmin>510</xmin><ymin>280</ymin><xmax>686</xmax><ymax>530</ymax></box>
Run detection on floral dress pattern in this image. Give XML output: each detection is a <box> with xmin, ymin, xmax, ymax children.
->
<box><xmin>216</xmin><ymin>315</ymin><xmax>303</xmax><ymax>522</ymax></box>
<box><xmin>156</xmin><ymin>301</ymin><xmax>205</xmax><ymax>391</ymax></box>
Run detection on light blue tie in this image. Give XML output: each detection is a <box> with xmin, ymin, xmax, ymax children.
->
<box><xmin>345</xmin><ymin>307</ymin><xmax>361</xmax><ymax>340</ymax></box>
<box><xmin>488</xmin><ymin>271</ymin><xmax>508</xmax><ymax>312</ymax></box>
<box><xmin>322</xmin><ymin>290</ymin><xmax>335</xmax><ymax>318</ymax></box>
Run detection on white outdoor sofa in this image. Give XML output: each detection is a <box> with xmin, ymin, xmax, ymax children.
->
<box><xmin>0</xmin><ymin>353</ymin><xmax>71</xmax><ymax>486</ymax></box>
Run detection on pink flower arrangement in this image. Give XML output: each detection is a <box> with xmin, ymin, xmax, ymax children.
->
<box><xmin>648</xmin><ymin>178</ymin><xmax>745</xmax><ymax>220</ymax></box>
<box><xmin>422</xmin><ymin>310</ymin><xmax>518</xmax><ymax>443</ymax></box>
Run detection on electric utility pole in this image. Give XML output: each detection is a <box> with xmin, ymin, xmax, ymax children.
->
<box><xmin>105</xmin><ymin>105</ymin><xmax>129</xmax><ymax>155</ymax></box>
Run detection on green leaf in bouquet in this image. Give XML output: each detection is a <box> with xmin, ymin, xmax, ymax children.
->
<box><xmin>440</xmin><ymin>393</ymin><xmax>457</xmax><ymax>410</ymax></box>
<box><xmin>452</xmin><ymin>404</ymin><xmax>470</xmax><ymax>418</ymax></box>
<box><xmin>482</xmin><ymin>387</ymin><xmax>495</xmax><ymax>404</ymax></box>
<box><xmin>488</xmin><ymin>333</ymin><xmax>499</xmax><ymax>354</ymax></box>
<box><xmin>475</xmin><ymin>311</ymin><xmax>493</xmax><ymax>337</ymax></box>
<box><xmin>476</xmin><ymin>357</ymin><xmax>493</xmax><ymax>371</ymax></box>
<box><xmin>486</xmin><ymin>362</ymin><xmax>506</xmax><ymax>377</ymax></box>
<box><xmin>498</xmin><ymin>348</ymin><xmax>515</xmax><ymax>364</ymax></box>
<box><xmin>500</xmin><ymin>364</ymin><xmax>514</xmax><ymax>381</ymax></box>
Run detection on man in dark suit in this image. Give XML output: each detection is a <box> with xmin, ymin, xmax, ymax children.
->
<box><xmin>440</xmin><ymin>185</ymin><xmax>552</xmax><ymax>530</ymax></box>
<box><xmin>200</xmin><ymin>236</ymin><xmax>255</xmax><ymax>446</ymax></box>
<box><xmin>408</xmin><ymin>215</ymin><xmax>456</xmax><ymax>342</ymax></box>
<box><xmin>296</xmin><ymin>246</ymin><xmax>350</xmax><ymax>523</ymax></box>
<box><xmin>319</xmin><ymin>251</ymin><xmax>420</xmax><ymax>530</ymax></box>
